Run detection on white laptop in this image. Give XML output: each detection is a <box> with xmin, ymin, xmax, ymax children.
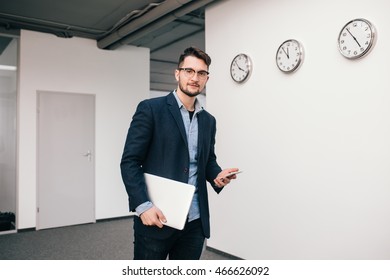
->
<box><xmin>144</xmin><ymin>173</ymin><xmax>195</xmax><ymax>230</ymax></box>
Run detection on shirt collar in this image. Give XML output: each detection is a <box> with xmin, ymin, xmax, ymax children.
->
<box><xmin>173</xmin><ymin>90</ymin><xmax>204</xmax><ymax>113</ymax></box>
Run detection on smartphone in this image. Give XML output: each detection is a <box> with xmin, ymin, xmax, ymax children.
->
<box><xmin>224</xmin><ymin>170</ymin><xmax>243</xmax><ymax>178</ymax></box>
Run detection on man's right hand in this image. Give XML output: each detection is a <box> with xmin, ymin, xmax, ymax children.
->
<box><xmin>139</xmin><ymin>206</ymin><xmax>167</xmax><ymax>228</ymax></box>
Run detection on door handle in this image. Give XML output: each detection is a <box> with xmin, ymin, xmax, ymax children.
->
<box><xmin>83</xmin><ymin>150</ymin><xmax>92</xmax><ymax>161</ymax></box>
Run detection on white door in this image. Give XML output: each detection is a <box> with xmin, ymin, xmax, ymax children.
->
<box><xmin>37</xmin><ymin>91</ymin><xmax>95</xmax><ymax>230</ymax></box>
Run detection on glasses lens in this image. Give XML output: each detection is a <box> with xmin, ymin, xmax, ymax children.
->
<box><xmin>184</xmin><ymin>68</ymin><xmax>195</xmax><ymax>77</ymax></box>
<box><xmin>197</xmin><ymin>71</ymin><xmax>208</xmax><ymax>78</ymax></box>
<box><xmin>179</xmin><ymin>68</ymin><xmax>208</xmax><ymax>79</ymax></box>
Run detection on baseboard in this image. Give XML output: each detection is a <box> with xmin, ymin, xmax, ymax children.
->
<box><xmin>17</xmin><ymin>227</ymin><xmax>36</xmax><ymax>233</ymax></box>
<box><xmin>96</xmin><ymin>215</ymin><xmax>134</xmax><ymax>223</ymax></box>
<box><xmin>205</xmin><ymin>246</ymin><xmax>243</xmax><ymax>260</ymax></box>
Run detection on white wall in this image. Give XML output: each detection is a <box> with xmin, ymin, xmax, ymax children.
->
<box><xmin>206</xmin><ymin>0</ymin><xmax>390</xmax><ymax>259</ymax></box>
<box><xmin>18</xmin><ymin>30</ymin><xmax>149</xmax><ymax>229</ymax></box>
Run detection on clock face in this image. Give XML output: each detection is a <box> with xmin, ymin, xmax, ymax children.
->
<box><xmin>276</xmin><ymin>39</ymin><xmax>304</xmax><ymax>73</ymax></box>
<box><xmin>338</xmin><ymin>18</ymin><xmax>376</xmax><ymax>59</ymax></box>
<box><xmin>230</xmin><ymin>53</ymin><xmax>252</xmax><ymax>83</ymax></box>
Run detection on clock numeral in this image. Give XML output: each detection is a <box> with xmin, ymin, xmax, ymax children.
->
<box><xmin>338</xmin><ymin>18</ymin><xmax>375</xmax><ymax>59</ymax></box>
<box><xmin>276</xmin><ymin>39</ymin><xmax>303</xmax><ymax>73</ymax></box>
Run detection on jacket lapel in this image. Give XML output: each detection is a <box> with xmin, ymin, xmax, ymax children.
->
<box><xmin>167</xmin><ymin>92</ymin><xmax>188</xmax><ymax>147</ymax></box>
<box><xmin>197</xmin><ymin>110</ymin><xmax>204</xmax><ymax>157</ymax></box>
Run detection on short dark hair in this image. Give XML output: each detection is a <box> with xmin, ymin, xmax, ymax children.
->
<box><xmin>177</xmin><ymin>47</ymin><xmax>211</xmax><ymax>68</ymax></box>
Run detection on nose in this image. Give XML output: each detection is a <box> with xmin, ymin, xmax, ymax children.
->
<box><xmin>191</xmin><ymin>72</ymin><xmax>200</xmax><ymax>81</ymax></box>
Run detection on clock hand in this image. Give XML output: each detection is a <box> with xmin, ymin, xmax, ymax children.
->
<box><xmin>346</xmin><ymin>28</ymin><xmax>361</xmax><ymax>48</ymax></box>
<box><xmin>282</xmin><ymin>47</ymin><xmax>289</xmax><ymax>59</ymax></box>
<box><xmin>235</xmin><ymin>61</ymin><xmax>245</xmax><ymax>71</ymax></box>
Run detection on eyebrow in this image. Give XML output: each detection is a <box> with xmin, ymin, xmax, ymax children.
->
<box><xmin>179</xmin><ymin>67</ymin><xmax>209</xmax><ymax>74</ymax></box>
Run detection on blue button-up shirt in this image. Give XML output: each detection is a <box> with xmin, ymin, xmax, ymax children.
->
<box><xmin>173</xmin><ymin>91</ymin><xmax>202</xmax><ymax>222</ymax></box>
<box><xmin>136</xmin><ymin>91</ymin><xmax>203</xmax><ymax>222</ymax></box>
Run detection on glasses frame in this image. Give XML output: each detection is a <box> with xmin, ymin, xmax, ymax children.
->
<box><xmin>177</xmin><ymin>67</ymin><xmax>209</xmax><ymax>79</ymax></box>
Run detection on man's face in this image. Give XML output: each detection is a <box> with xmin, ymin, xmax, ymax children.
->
<box><xmin>175</xmin><ymin>56</ymin><xmax>209</xmax><ymax>98</ymax></box>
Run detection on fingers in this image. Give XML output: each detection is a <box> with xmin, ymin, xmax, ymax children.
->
<box><xmin>156</xmin><ymin>209</ymin><xmax>167</xmax><ymax>225</ymax></box>
<box><xmin>140</xmin><ymin>206</ymin><xmax>166</xmax><ymax>228</ymax></box>
<box><xmin>214</xmin><ymin>168</ymin><xmax>240</xmax><ymax>188</ymax></box>
<box><xmin>214</xmin><ymin>176</ymin><xmax>229</xmax><ymax>188</ymax></box>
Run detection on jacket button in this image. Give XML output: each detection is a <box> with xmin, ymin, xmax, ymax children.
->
<box><xmin>184</xmin><ymin>168</ymin><xmax>189</xmax><ymax>174</ymax></box>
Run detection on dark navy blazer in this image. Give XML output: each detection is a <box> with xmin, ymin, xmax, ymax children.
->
<box><xmin>120</xmin><ymin>92</ymin><xmax>223</xmax><ymax>239</ymax></box>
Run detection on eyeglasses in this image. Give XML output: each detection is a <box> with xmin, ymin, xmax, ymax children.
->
<box><xmin>178</xmin><ymin>68</ymin><xmax>209</xmax><ymax>79</ymax></box>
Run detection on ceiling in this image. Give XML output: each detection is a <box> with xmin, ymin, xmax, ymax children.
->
<box><xmin>0</xmin><ymin>0</ymin><xmax>220</xmax><ymax>91</ymax></box>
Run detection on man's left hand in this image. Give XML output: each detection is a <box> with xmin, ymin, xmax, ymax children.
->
<box><xmin>214</xmin><ymin>168</ymin><xmax>240</xmax><ymax>188</ymax></box>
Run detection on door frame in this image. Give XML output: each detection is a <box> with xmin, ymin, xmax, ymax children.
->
<box><xmin>36</xmin><ymin>90</ymin><xmax>96</xmax><ymax>230</ymax></box>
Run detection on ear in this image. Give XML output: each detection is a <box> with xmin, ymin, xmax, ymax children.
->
<box><xmin>174</xmin><ymin>69</ymin><xmax>180</xmax><ymax>81</ymax></box>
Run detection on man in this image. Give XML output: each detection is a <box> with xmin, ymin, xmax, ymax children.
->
<box><xmin>120</xmin><ymin>47</ymin><xmax>239</xmax><ymax>260</ymax></box>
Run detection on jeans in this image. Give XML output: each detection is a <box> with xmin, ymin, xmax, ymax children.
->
<box><xmin>133</xmin><ymin>218</ymin><xmax>205</xmax><ymax>260</ymax></box>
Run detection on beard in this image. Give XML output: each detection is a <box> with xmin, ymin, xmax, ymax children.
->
<box><xmin>178</xmin><ymin>79</ymin><xmax>202</xmax><ymax>98</ymax></box>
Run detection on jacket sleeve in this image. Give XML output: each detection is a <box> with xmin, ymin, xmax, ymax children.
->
<box><xmin>120</xmin><ymin>100</ymin><xmax>153</xmax><ymax>211</ymax></box>
<box><xmin>205</xmin><ymin>116</ymin><xmax>224</xmax><ymax>194</ymax></box>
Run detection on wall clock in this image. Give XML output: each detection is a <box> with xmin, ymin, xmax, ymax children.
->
<box><xmin>276</xmin><ymin>39</ymin><xmax>304</xmax><ymax>73</ymax></box>
<box><xmin>337</xmin><ymin>18</ymin><xmax>376</xmax><ymax>59</ymax></box>
<box><xmin>230</xmin><ymin>53</ymin><xmax>252</xmax><ymax>83</ymax></box>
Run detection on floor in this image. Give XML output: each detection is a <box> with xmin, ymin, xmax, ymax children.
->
<box><xmin>0</xmin><ymin>217</ymin><xmax>240</xmax><ymax>260</ymax></box>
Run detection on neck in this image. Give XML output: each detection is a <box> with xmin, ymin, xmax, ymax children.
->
<box><xmin>177</xmin><ymin>89</ymin><xmax>196</xmax><ymax>111</ymax></box>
